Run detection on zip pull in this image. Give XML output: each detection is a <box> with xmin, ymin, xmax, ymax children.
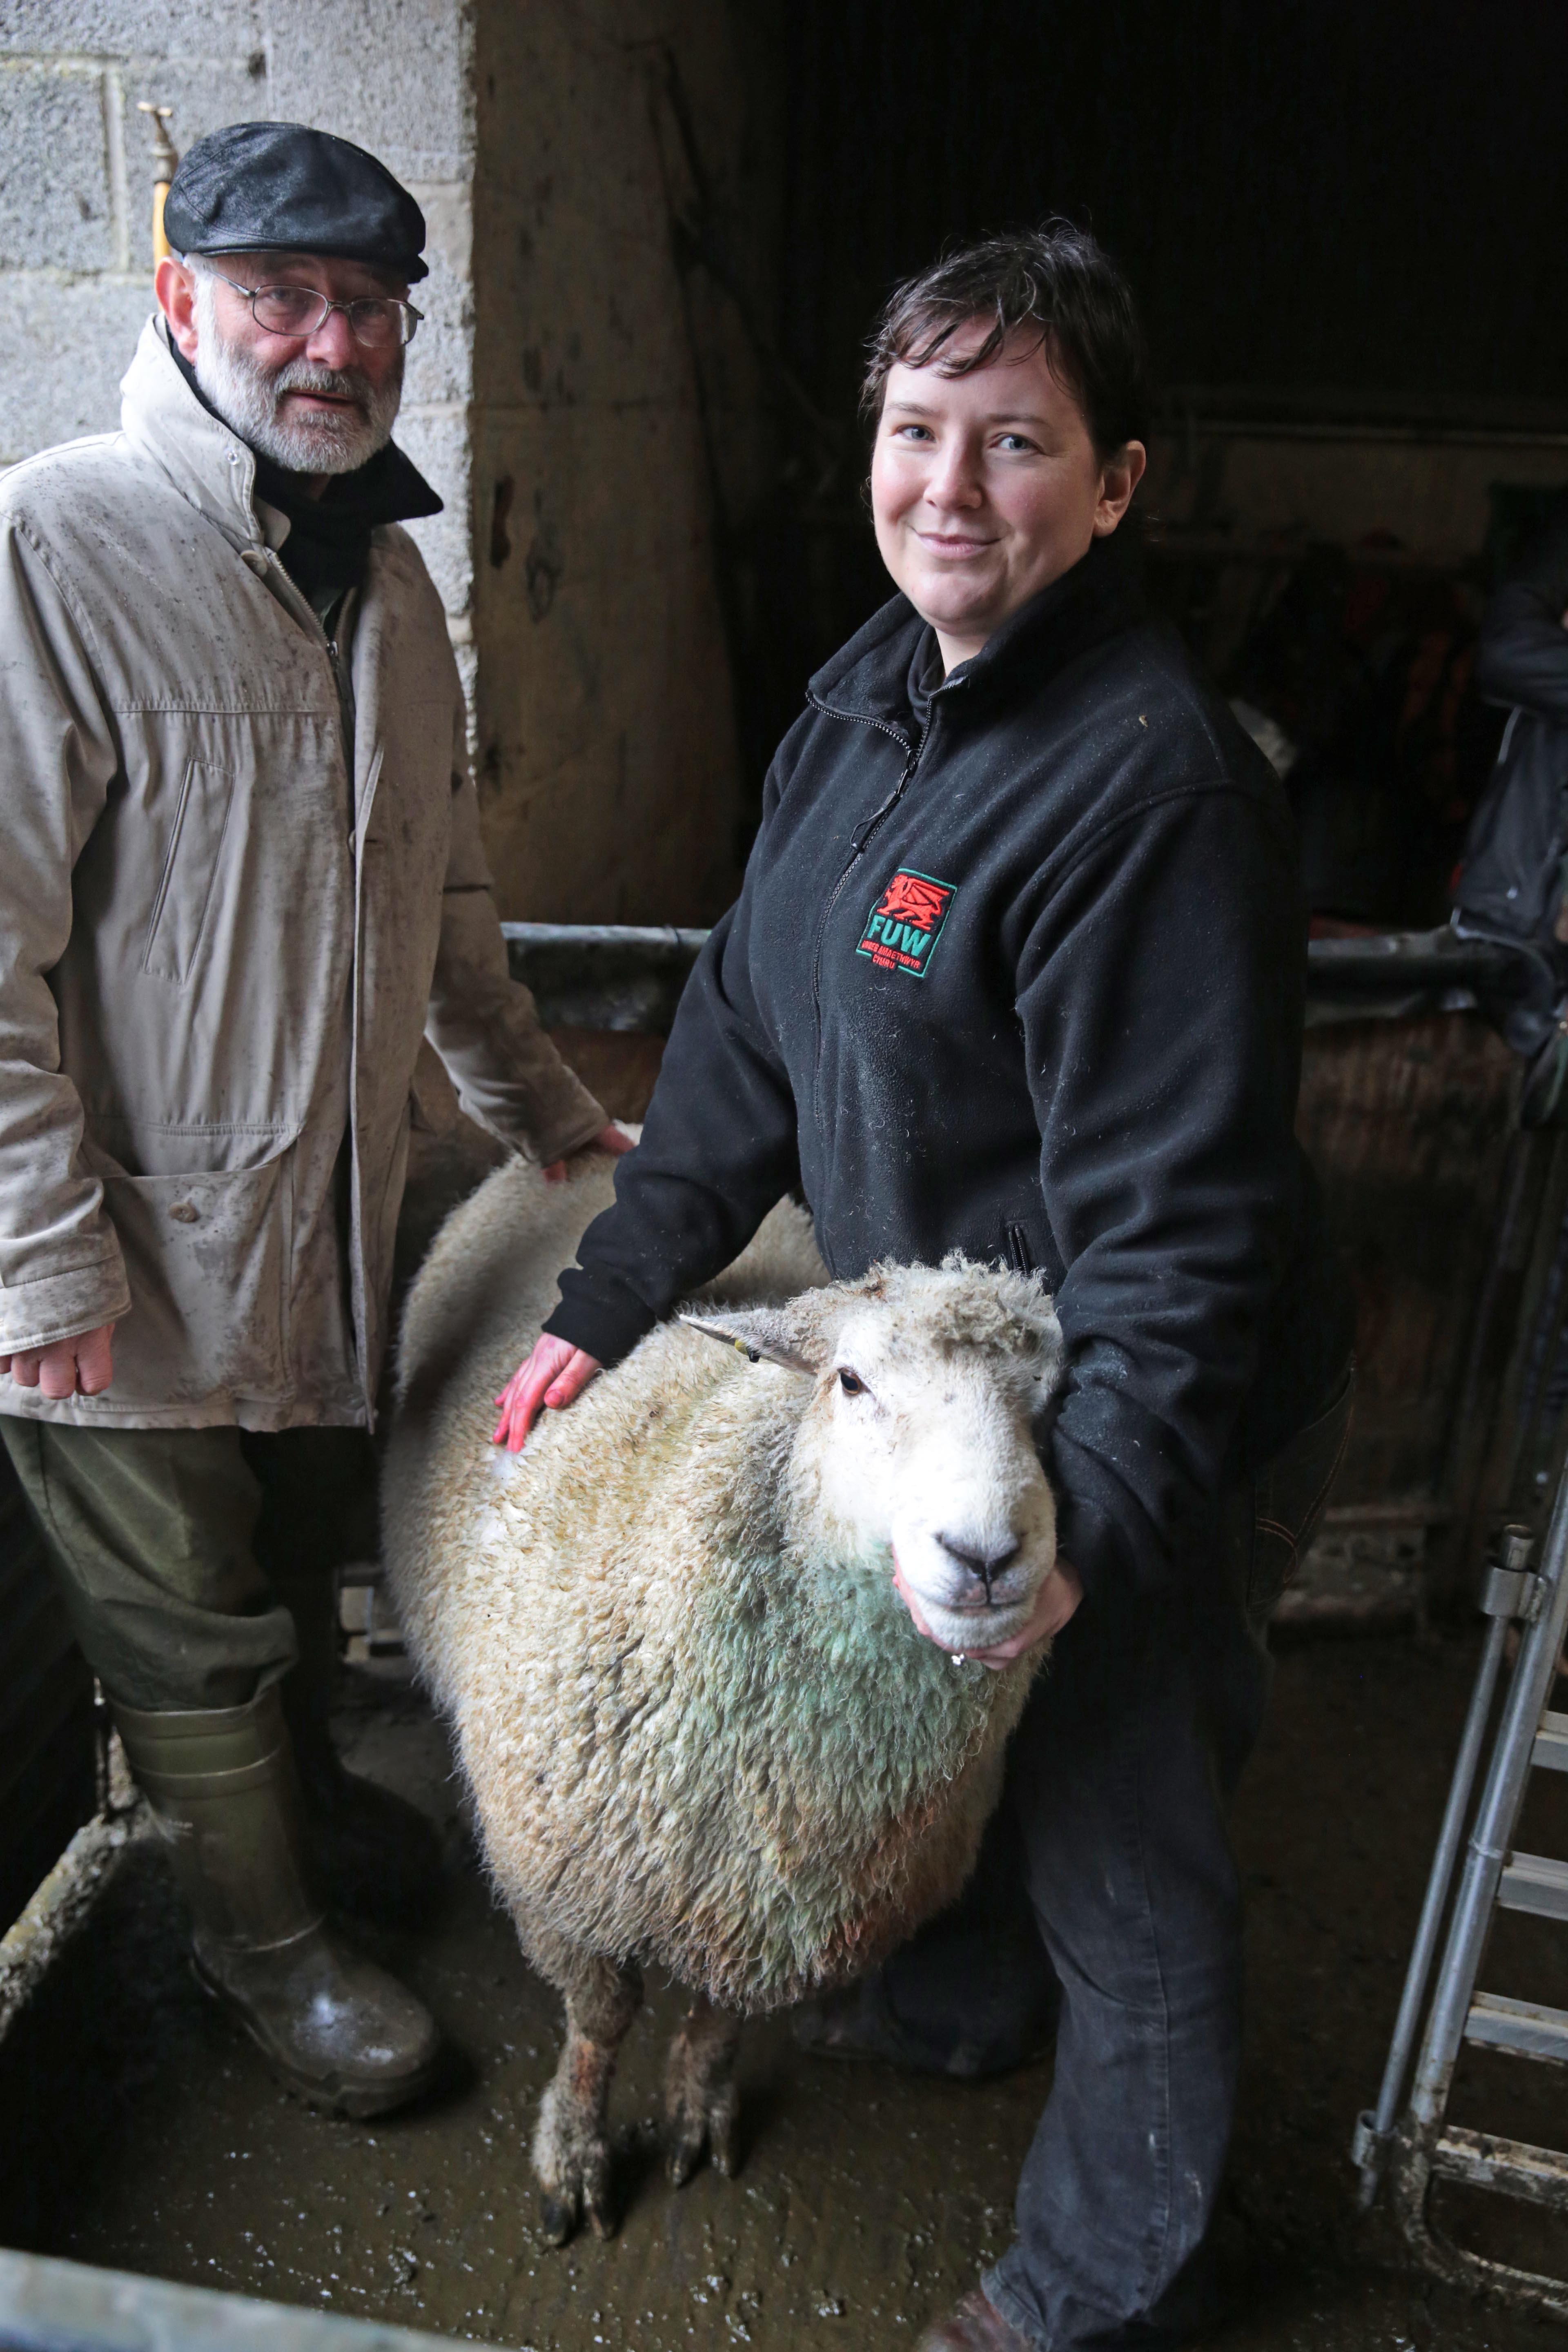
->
<box><xmin>850</xmin><ymin>736</ymin><xmax>925</xmax><ymax>852</ymax></box>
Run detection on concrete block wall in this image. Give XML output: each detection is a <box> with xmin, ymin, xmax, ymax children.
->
<box><xmin>0</xmin><ymin>0</ymin><xmax>475</xmax><ymax>672</ymax></box>
<box><xmin>264</xmin><ymin>0</ymin><xmax>477</xmax><ymax>649</ymax></box>
<box><xmin>0</xmin><ymin>0</ymin><xmax>774</xmax><ymax>924</ymax></box>
<box><xmin>0</xmin><ymin>7</ymin><xmax>270</xmax><ymax>458</ymax></box>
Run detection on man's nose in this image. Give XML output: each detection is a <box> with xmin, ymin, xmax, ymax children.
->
<box><xmin>304</xmin><ymin>306</ymin><xmax>359</xmax><ymax>370</ymax></box>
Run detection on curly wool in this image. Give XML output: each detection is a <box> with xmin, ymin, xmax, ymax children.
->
<box><xmin>385</xmin><ymin>1153</ymin><xmax>1046</xmax><ymax>2014</ymax></box>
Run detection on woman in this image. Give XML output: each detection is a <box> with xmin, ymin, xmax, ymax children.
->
<box><xmin>494</xmin><ymin>223</ymin><xmax>1353</xmax><ymax>2352</ymax></box>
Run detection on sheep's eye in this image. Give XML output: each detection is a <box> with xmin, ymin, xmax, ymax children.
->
<box><xmin>838</xmin><ymin>1368</ymin><xmax>864</xmax><ymax>1396</ymax></box>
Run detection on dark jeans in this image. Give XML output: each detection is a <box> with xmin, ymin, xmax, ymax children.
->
<box><xmin>888</xmin><ymin>1369</ymin><xmax>1355</xmax><ymax>2350</ymax></box>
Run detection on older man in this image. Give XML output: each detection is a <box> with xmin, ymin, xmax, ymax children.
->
<box><xmin>0</xmin><ymin>121</ymin><xmax>624</xmax><ymax>2117</ymax></box>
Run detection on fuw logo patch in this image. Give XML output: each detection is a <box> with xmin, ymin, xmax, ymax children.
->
<box><xmin>856</xmin><ymin>867</ymin><xmax>956</xmax><ymax>978</ymax></box>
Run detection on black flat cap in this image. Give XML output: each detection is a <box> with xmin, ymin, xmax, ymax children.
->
<box><xmin>164</xmin><ymin>120</ymin><xmax>427</xmax><ymax>283</ymax></box>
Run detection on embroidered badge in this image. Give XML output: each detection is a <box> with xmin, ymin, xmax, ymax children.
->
<box><xmin>855</xmin><ymin>867</ymin><xmax>956</xmax><ymax>978</ymax></box>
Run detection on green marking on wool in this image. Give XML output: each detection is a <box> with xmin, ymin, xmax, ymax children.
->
<box><xmin>670</xmin><ymin>1534</ymin><xmax>1005</xmax><ymax>1997</ymax></box>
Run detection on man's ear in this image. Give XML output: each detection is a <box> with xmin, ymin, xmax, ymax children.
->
<box><xmin>678</xmin><ymin>1306</ymin><xmax>823</xmax><ymax>1376</ymax></box>
<box><xmin>156</xmin><ymin>255</ymin><xmax>200</xmax><ymax>361</ymax></box>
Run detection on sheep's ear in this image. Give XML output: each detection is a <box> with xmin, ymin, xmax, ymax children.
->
<box><xmin>678</xmin><ymin>1308</ymin><xmax>820</xmax><ymax>1376</ymax></box>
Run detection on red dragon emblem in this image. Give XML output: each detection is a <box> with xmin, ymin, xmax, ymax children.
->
<box><xmin>856</xmin><ymin>867</ymin><xmax>956</xmax><ymax>978</ymax></box>
<box><xmin>873</xmin><ymin>872</ymin><xmax>951</xmax><ymax>931</ymax></box>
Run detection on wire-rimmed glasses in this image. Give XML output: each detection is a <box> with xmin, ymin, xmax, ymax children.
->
<box><xmin>207</xmin><ymin>271</ymin><xmax>422</xmax><ymax>348</ymax></box>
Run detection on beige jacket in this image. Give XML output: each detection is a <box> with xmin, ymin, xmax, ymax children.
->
<box><xmin>0</xmin><ymin>319</ymin><xmax>605</xmax><ymax>1430</ymax></box>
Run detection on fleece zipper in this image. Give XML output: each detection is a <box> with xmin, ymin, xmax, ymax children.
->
<box><xmin>805</xmin><ymin>697</ymin><xmax>935</xmax><ymax>1134</ymax></box>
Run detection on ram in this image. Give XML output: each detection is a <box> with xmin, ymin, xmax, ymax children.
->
<box><xmin>384</xmin><ymin>1148</ymin><xmax>1063</xmax><ymax>2242</ymax></box>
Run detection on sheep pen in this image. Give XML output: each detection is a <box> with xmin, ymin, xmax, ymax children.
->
<box><xmin>384</xmin><ymin>1145</ymin><xmax>1067</xmax><ymax>2244</ymax></box>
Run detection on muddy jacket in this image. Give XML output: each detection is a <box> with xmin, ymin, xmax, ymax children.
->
<box><xmin>0</xmin><ymin>318</ymin><xmax>605</xmax><ymax>1430</ymax></box>
<box><xmin>547</xmin><ymin>535</ymin><xmax>1352</xmax><ymax>1608</ymax></box>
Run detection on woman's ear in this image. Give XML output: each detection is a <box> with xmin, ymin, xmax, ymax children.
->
<box><xmin>1093</xmin><ymin>440</ymin><xmax>1147</xmax><ymax>536</ymax></box>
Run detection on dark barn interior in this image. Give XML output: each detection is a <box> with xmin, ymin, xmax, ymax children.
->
<box><xmin>7</xmin><ymin>6</ymin><xmax>1568</xmax><ymax>2348</ymax></box>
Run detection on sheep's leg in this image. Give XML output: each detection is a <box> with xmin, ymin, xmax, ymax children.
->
<box><xmin>529</xmin><ymin>1938</ymin><xmax>643</xmax><ymax>2245</ymax></box>
<box><xmin>664</xmin><ymin>1992</ymin><xmax>743</xmax><ymax>2187</ymax></box>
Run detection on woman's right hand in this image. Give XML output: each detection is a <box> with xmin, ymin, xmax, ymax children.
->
<box><xmin>492</xmin><ymin>1335</ymin><xmax>602</xmax><ymax>1452</ymax></box>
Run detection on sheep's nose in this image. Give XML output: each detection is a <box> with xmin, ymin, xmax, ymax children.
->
<box><xmin>935</xmin><ymin>1531</ymin><xmax>1021</xmax><ymax>1594</ymax></box>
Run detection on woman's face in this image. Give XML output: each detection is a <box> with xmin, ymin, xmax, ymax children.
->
<box><xmin>870</xmin><ymin>318</ymin><xmax>1145</xmax><ymax>670</ymax></box>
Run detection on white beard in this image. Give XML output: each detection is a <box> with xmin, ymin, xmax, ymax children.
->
<box><xmin>191</xmin><ymin>272</ymin><xmax>403</xmax><ymax>475</ymax></box>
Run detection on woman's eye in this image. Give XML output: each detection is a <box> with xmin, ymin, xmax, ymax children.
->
<box><xmin>838</xmin><ymin>1368</ymin><xmax>864</xmax><ymax>1396</ymax></box>
<box><xmin>996</xmin><ymin>434</ymin><xmax>1035</xmax><ymax>453</ymax></box>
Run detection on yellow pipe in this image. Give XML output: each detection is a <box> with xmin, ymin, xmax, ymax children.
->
<box><xmin>136</xmin><ymin>102</ymin><xmax>178</xmax><ymax>267</ymax></box>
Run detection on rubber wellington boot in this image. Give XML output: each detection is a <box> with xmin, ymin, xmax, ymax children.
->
<box><xmin>271</xmin><ymin>1542</ymin><xmax>445</xmax><ymax>1930</ymax></box>
<box><xmin>283</xmin><ymin>1695</ymin><xmax>446</xmax><ymax>1932</ymax></box>
<box><xmin>113</xmin><ymin>1687</ymin><xmax>444</xmax><ymax>2119</ymax></box>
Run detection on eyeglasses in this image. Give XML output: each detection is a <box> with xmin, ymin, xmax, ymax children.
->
<box><xmin>207</xmin><ymin>271</ymin><xmax>422</xmax><ymax>348</ymax></box>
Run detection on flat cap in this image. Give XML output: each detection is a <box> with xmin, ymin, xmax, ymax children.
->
<box><xmin>164</xmin><ymin>120</ymin><xmax>428</xmax><ymax>283</ymax></box>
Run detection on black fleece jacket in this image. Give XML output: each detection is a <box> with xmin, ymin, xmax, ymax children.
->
<box><xmin>546</xmin><ymin>534</ymin><xmax>1353</xmax><ymax>1610</ymax></box>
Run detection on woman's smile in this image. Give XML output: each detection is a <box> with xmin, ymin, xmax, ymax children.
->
<box><xmin>913</xmin><ymin>528</ymin><xmax>1000</xmax><ymax>557</ymax></box>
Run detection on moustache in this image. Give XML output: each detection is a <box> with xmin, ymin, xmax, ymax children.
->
<box><xmin>267</xmin><ymin>359</ymin><xmax>379</xmax><ymax>413</ymax></box>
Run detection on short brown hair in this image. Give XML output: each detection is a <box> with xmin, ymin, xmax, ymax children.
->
<box><xmin>861</xmin><ymin>220</ymin><xmax>1150</xmax><ymax>458</ymax></box>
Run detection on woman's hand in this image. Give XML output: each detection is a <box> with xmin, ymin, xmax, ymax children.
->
<box><xmin>543</xmin><ymin>1124</ymin><xmax>635</xmax><ymax>1184</ymax></box>
<box><xmin>492</xmin><ymin>1335</ymin><xmax>603</xmax><ymax>1452</ymax></box>
<box><xmin>892</xmin><ymin>1553</ymin><xmax>1083</xmax><ymax>1669</ymax></box>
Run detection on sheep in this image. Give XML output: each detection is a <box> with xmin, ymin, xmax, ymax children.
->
<box><xmin>383</xmin><ymin>1145</ymin><xmax>1065</xmax><ymax>2244</ymax></box>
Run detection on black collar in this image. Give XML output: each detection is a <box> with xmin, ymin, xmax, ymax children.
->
<box><xmin>808</xmin><ymin>527</ymin><xmax>1145</xmax><ymax>732</ymax></box>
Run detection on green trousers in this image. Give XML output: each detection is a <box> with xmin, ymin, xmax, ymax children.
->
<box><xmin>0</xmin><ymin>1419</ymin><xmax>376</xmax><ymax>1714</ymax></box>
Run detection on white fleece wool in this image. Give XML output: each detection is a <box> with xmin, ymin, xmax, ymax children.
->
<box><xmin>384</xmin><ymin>1152</ymin><xmax>1061</xmax><ymax>2013</ymax></box>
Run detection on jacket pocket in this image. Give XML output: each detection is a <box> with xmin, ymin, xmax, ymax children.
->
<box><xmin>96</xmin><ymin>1136</ymin><xmax>295</xmax><ymax>1405</ymax></box>
<box><xmin>142</xmin><ymin>759</ymin><xmax>237</xmax><ymax>985</ymax></box>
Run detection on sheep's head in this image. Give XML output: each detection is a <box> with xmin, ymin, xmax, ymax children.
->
<box><xmin>682</xmin><ymin>1256</ymin><xmax>1064</xmax><ymax>1655</ymax></box>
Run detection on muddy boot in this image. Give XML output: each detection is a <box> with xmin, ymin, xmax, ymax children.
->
<box><xmin>272</xmin><ymin>1545</ymin><xmax>445</xmax><ymax>1931</ymax></box>
<box><xmin>794</xmin><ymin>1927</ymin><xmax>1058</xmax><ymax>2078</ymax></box>
<box><xmin>286</xmin><ymin>1704</ymin><xmax>446</xmax><ymax>1931</ymax></box>
<box><xmin>915</xmin><ymin>2289</ymin><xmax>1035</xmax><ymax>2350</ymax></box>
<box><xmin>113</xmin><ymin>1687</ymin><xmax>444</xmax><ymax>2120</ymax></box>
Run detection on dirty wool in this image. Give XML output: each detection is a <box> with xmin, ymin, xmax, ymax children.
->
<box><xmin>385</xmin><ymin>1152</ymin><xmax>1056</xmax><ymax>2015</ymax></box>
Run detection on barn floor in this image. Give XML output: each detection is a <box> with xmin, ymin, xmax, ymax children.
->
<box><xmin>5</xmin><ymin>1632</ymin><xmax>1568</xmax><ymax>2351</ymax></box>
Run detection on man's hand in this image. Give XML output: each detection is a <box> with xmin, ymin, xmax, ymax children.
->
<box><xmin>893</xmin><ymin>1553</ymin><xmax>1083</xmax><ymax>1670</ymax></box>
<box><xmin>0</xmin><ymin>1322</ymin><xmax>116</xmax><ymax>1400</ymax></box>
<box><xmin>543</xmin><ymin>1124</ymin><xmax>635</xmax><ymax>1185</ymax></box>
<box><xmin>493</xmin><ymin>1335</ymin><xmax>603</xmax><ymax>1452</ymax></box>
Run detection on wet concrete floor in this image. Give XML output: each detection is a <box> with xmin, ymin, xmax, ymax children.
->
<box><xmin>5</xmin><ymin>1632</ymin><xmax>1568</xmax><ymax>2350</ymax></box>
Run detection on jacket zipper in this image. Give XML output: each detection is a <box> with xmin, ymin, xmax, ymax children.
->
<box><xmin>806</xmin><ymin>697</ymin><xmax>934</xmax><ymax>1131</ymax></box>
<box><xmin>252</xmin><ymin>543</ymin><xmax>369</xmax><ymax>1399</ymax></box>
<box><xmin>255</xmin><ymin>544</ymin><xmax>356</xmax><ymax>816</ymax></box>
<box><xmin>325</xmin><ymin>632</ymin><xmax>355</xmax><ymax>815</ymax></box>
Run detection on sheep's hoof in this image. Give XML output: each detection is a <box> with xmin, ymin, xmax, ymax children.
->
<box><xmin>539</xmin><ymin>2191</ymin><xmax>578</xmax><ymax>2247</ymax></box>
<box><xmin>539</xmin><ymin>2161</ymin><xmax>617</xmax><ymax>2244</ymax></box>
<box><xmin>666</xmin><ymin>2085</ymin><xmax>740</xmax><ymax>2187</ymax></box>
